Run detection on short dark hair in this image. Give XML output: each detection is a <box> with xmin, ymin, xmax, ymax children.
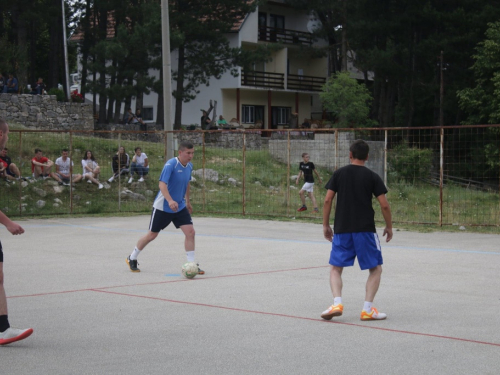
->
<box><xmin>134</xmin><ymin>147</ymin><xmax>141</xmax><ymax>152</ymax></box>
<box><xmin>301</xmin><ymin>152</ymin><xmax>309</xmax><ymax>158</ymax></box>
<box><xmin>2</xmin><ymin>147</ymin><xmax>7</xmax><ymax>151</ymax></box>
<box><xmin>179</xmin><ymin>141</ymin><xmax>194</xmax><ymax>151</ymax></box>
<box><xmin>350</xmin><ymin>139</ymin><xmax>369</xmax><ymax>161</ymax></box>
<box><xmin>35</xmin><ymin>148</ymin><xmax>43</xmax><ymax>154</ymax></box>
<box><xmin>62</xmin><ymin>148</ymin><xmax>69</xmax><ymax>153</ymax></box>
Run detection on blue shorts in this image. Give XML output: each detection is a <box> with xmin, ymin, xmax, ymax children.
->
<box><xmin>329</xmin><ymin>232</ymin><xmax>383</xmax><ymax>270</ymax></box>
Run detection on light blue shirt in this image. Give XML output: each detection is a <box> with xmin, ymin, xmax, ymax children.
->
<box><xmin>153</xmin><ymin>157</ymin><xmax>192</xmax><ymax>213</ymax></box>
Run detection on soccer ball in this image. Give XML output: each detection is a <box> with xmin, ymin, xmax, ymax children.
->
<box><xmin>181</xmin><ymin>262</ymin><xmax>198</xmax><ymax>279</ymax></box>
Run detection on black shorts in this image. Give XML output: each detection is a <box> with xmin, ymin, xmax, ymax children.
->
<box><xmin>6</xmin><ymin>168</ymin><xmax>15</xmax><ymax>177</ymax></box>
<box><xmin>149</xmin><ymin>207</ymin><xmax>193</xmax><ymax>233</ymax></box>
<box><xmin>0</xmin><ymin>241</ymin><xmax>3</xmax><ymax>263</ymax></box>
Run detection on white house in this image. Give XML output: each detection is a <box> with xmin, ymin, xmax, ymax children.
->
<box><xmin>72</xmin><ymin>1</ymin><xmax>367</xmax><ymax>131</ymax></box>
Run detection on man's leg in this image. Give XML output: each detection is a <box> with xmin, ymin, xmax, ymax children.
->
<box><xmin>321</xmin><ymin>265</ymin><xmax>344</xmax><ymax>320</ymax></box>
<box><xmin>180</xmin><ymin>224</ymin><xmax>195</xmax><ymax>252</ymax></box>
<box><xmin>365</xmin><ymin>265</ymin><xmax>382</xmax><ymax>302</ymax></box>
<box><xmin>308</xmin><ymin>192</ymin><xmax>318</xmax><ymax>210</ymax></box>
<box><xmin>33</xmin><ymin>165</ymin><xmax>43</xmax><ymax>178</ymax></box>
<box><xmin>0</xmin><ymin>263</ymin><xmax>7</xmax><ymax>317</ymax></box>
<box><xmin>136</xmin><ymin>231</ymin><xmax>159</xmax><ymax>251</ymax></box>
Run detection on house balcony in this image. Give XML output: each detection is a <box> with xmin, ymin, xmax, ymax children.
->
<box><xmin>287</xmin><ymin>74</ymin><xmax>326</xmax><ymax>92</ymax></box>
<box><xmin>258</xmin><ymin>26</ymin><xmax>312</xmax><ymax>46</ymax></box>
<box><xmin>241</xmin><ymin>70</ymin><xmax>284</xmax><ymax>89</ymax></box>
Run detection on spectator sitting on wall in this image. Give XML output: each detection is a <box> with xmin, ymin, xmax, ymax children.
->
<box><xmin>135</xmin><ymin>109</ymin><xmax>147</xmax><ymax>133</ymax></box>
<box><xmin>128</xmin><ymin>147</ymin><xmax>149</xmax><ymax>183</ymax></box>
<box><xmin>0</xmin><ymin>147</ymin><xmax>22</xmax><ymax>181</ymax></box>
<box><xmin>30</xmin><ymin>78</ymin><xmax>46</xmax><ymax>95</ymax></box>
<box><xmin>124</xmin><ymin>108</ymin><xmax>139</xmax><ymax>125</ymax></box>
<box><xmin>289</xmin><ymin>112</ymin><xmax>299</xmax><ymax>129</ymax></box>
<box><xmin>108</xmin><ymin>146</ymin><xmax>130</xmax><ymax>183</ymax></box>
<box><xmin>200</xmin><ymin>110</ymin><xmax>212</xmax><ymax>130</ymax></box>
<box><xmin>3</xmin><ymin>74</ymin><xmax>18</xmax><ymax>94</ymax></box>
<box><xmin>217</xmin><ymin>115</ymin><xmax>227</xmax><ymax>127</ymax></box>
<box><xmin>301</xmin><ymin>118</ymin><xmax>311</xmax><ymax>129</ymax></box>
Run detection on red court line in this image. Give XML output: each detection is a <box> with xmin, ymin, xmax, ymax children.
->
<box><xmin>7</xmin><ymin>265</ymin><xmax>328</xmax><ymax>299</ymax></box>
<box><xmin>91</xmin><ymin>288</ymin><xmax>500</xmax><ymax>348</ymax></box>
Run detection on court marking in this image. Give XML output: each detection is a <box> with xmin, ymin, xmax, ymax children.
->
<box><xmin>91</xmin><ymin>288</ymin><xmax>500</xmax><ymax>348</ymax></box>
<box><xmin>19</xmin><ymin>223</ymin><xmax>500</xmax><ymax>255</ymax></box>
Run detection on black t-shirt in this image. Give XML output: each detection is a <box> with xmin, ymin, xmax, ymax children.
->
<box><xmin>299</xmin><ymin>162</ymin><xmax>315</xmax><ymax>183</ymax></box>
<box><xmin>325</xmin><ymin>164</ymin><xmax>387</xmax><ymax>234</ymax></box>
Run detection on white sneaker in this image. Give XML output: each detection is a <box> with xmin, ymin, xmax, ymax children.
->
<box><xmin>98</xmin><ymin>184</ymin><xmax>103</xmax><ymax>189</ymax></box>
<box><xmin>0</xmin><ymin>327</ymin><xmax>34</xmax><ymax>345</ymax></box>
<box><xmin>87</xmin><ymin>179</ymin><xmax>92</xmax><ymax>184</ymax></box>
<box><xmin>138</xmin><ymin>177</ymin><xmax>144</xmax><ymax>182</ymax></box>
<box><xmin>128</xmin><ymin>177</ymin><xmax>133</xmax><ymax>183</ymax></box>
<box><xmin>360</xmin><ymin>307</ymin><xmax>387</xmax><ymax>321</ymax></box>
<box><xmin>108</xmin><ymin>176</ymin><xmax>114</xmax><ymax>183</ymax></box>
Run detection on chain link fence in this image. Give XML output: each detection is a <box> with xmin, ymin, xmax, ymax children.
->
<box><xmin>1</xmin><ymin>126</ymin><xmax>499</xmax><ymax>227</ymax></box>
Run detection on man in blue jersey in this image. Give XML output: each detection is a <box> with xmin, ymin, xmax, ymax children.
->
<box><xmin>126</xmin><ymin>141</ymin><xmax>204</xmax><ymax>274</ymax></box>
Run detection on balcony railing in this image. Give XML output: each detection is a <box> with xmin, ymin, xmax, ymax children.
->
<box><xmin>287</xmin><ymin>74</ymin><xmax>326</xmax><ymax>92</ymax></box>
<box><xmin>258</xmin><ymin>26</ymin><xmax>312</xmax><ymax>46</ymax></box>
<box><xmin>241</xmin><ymin>70</ymin><xmax>284</xmax><ymax>89</ymax></box>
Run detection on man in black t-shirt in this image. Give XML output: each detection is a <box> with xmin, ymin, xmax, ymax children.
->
<box><xmin>295</xmin><ymin>153</ymin><xmax>322</xmax><ymax>212</ymax></box>
<box><xmin>320</xmin><ymin>139</ymin><xmax>393</xmax><ymax>322</ymax></box>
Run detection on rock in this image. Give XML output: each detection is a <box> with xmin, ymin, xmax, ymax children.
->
<box><xmin>73</xmin><ymin>195</ymin><xmax>81</xmax><ymax>201</ymax></box>
<box><xmin>21</xmin><ymin>181</ymin><xmax>29</xmax><ymax>188</ymax></box>
<box><xmin>53</xmin><ymin>186</ymin><xmax>64</xmax><ymax>193</ymax></box>
<box><xmin>120</xmin><ymin>190</ymin><xmax>146</xmax><ymax>201</ymax></box>
<box><xmin>291</xmin><ymin>175</ymin><xmax>299</xmax><ymax>181</ymax></box>
<box><xmin>289</xmin><ymin>186</ymin><xmax>297</xmax><ymax>190</ymax></box>
<box><xmin>21</xmin><ymin>195</ymin><xmax>29</xmax><ymax>200</ymax></box>
<box><xmin>228</xmin><ymin>178</ymin><xmax>237</xmax><ymax>186</ymax></box>
<box><xmin>459</xmin><ymin>226</ymin><xmax>466</xmax><ymax>231</ymax></box>
<box><xmin>33</xmin><ymin>187</ymin><xmax>47</xmax><ymax>197</ymax></box>
<box><xmin>145</xmin><ymin>190</ymin><xmax>154</xmax><ymax>196</ymax></box>
<box><xmin>255</xmin><ymin>181</ymin><xmax>261</xmax><ymax>185</ymax></box>
<box><xmin>192</xmin><ymin>168</ymin><xmax>219</xmax><ymax>182</ymax></box>
<box><xmin>54</xmin><ymin>198</ymin><xmax>63</xmax><ymax>204</ymax></box>
<box><xmin>46</xmin><ymin>180</ymin><xmax>58</xmax><ymax>186</ymax></box>
<box><xmin>36</xmin><ymin>200</ymin><xmax>46</xmax><ymax>208</ymax></box>
<box><xmin>53</xmin><ymin>203</ymin><xmax>60</xmax><ymax>207</ymax></box>
<box><xmin>191</xmin><ymin>176</ymin><xmax>197</xmax><ymax>183</ymax></box>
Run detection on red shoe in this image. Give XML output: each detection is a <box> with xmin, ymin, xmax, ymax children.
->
<box><xmin>297</xmin><ymin>206</ymin><xmax>307</xmax><ymax>212</ymax></box>
<box><xmin>0</xmin><ymin>327</ymin><xmax>34</xmax><ymax>345</ymax></box>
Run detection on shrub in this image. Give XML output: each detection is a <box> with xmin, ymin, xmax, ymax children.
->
<box><xmin>47</xmin><ymin>88</ymin><xmax>65</xmax><ymax>102</ymax></box>
<box><xmin>388</xmin><ymin>143</ymin><xmax>434</xmax><ymax>183</ymax></box>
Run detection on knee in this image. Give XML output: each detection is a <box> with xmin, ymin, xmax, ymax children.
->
<box><xmin>147</xmin><ymin>232</ymin><xmax>159</xmax><ymax>241</ymax></box>
<box><xmin>370</xmin><ymin>265</ymin><xmax>382</xmax><ymax>276</ymax></box>
<box><xmin>185</xmin><ymin>227</ymin><xmax>195</xmax><ymax>239</ymax></box>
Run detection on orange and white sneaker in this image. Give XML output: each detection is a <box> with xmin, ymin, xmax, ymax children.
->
<box><xmin>360</xmin><ymin>307</ymin><xmax>387</xmax><ymax>321</ymax></box>
<box><xmin>320</xmin><ymin>304</ymin><xmax>343</xmax><ymax>320</ymax></box>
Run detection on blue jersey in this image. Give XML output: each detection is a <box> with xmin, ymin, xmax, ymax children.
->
<box><xmin>153</xmin><ymin>157</ymin><xmax>193</xmax><ymax>213</ymax></box>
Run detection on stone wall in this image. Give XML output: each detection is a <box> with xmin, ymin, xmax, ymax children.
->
<box><xmin>0</xmin><ymin>93</ymin><xmax>94</xmax><ymax>130</ymax></box>
<box><xmin>176</xmin><ymin>130</ymin><xmax>264</xmax><ymax>150</ymax></box>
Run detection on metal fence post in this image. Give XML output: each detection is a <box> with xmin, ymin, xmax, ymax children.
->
<box><xmin>287</xmin><ymin>130</ymin><xmax>291</xmax><ymax>216</ymax></box>
<box><xmin>69</xmin><ymin>131</ymin><xmax>73</xmax><ymax>214</ymax></box>
<box><xmin>118</xmin><ymin>132</ymin><xmax>121</xmax><ymax>212</ymax></box>
<box><xmin>242</xmin><ymin>132</ymin><xmax>246</xmax><ymax>216</ymax></box>
<box><xmin>439</xmin><ymin>127</ymin><xmax>444</xmax><ymax>227</ymax></box>
<box><xmin>202</xmin><ymin>131</ymin><xmax>206</xmax><ymax>212</ymax></box>
<box><xmin>384</xmin><ymin>130</ymin><xmax>388</xmax><ymax>187</ymax></box>
<box><xmin>18</xmin><ymin>131</ymin><xmax>23</xmax><ymax>216</ymax></box>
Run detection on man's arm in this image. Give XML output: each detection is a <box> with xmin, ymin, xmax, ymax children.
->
<box><xmin>323</xmin><ymin>189</ymin><xmax>336</xmax><ymax>242</ymax></box>
<box><xmin>0</xmin><ymin>210</ymin><xmax>24</xmax><ymax>235</ymax></box>
<box><xmin>143</xmin><ymin>157</ymin><xmax>149</xmax><ymax>168</ymax></box>
<box><xmin>159</xmin><ymin>181</ymin><xmax>178</xmax><ymax>212</ymax></box>
<box><xmin>295</xmin><ymin>171</ymin><xmax>302</xmax><ymax>184</ymax></box>
<box><xmin>314</xmin><ymin>169</ymin><xmax>322</xmax><ymax>182</ymax></box>
<box><xmin>377</xmin><ymin>194</ymin><xmax>393</xmax><ymax>242</ymax></box>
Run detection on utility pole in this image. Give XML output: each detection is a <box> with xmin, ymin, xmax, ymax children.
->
<box><xmin>62</xmin><ymin>0</ymin><xmax>71</xmax><ymax>101</ymax></box>
<box><xmin>161</xmin><ymin>0</ymin><xmax>174</xmax><ymax>159</ymax></box>
<box><xmin>439</xmin><ymin>50</ymin><xmax>444</xmax><ymax>127</ymax></box>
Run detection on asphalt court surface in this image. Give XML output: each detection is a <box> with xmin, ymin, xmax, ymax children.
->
<box><xmin>1</xmin><ymin>216</ymin><xmax>499</xmax><ymax>374</ymax></box>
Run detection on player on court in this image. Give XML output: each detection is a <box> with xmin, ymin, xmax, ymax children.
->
<box><xmin>126</xmin><ymin>141</ymin><xmax>204</xmax><ymax>275</ymax></box>
<box><xmin>0</xmin><ymin>118</ymin><xmax>33</xmax><ymax>345</ymax></box>
<box><xmin>296</xmin><ymin>153</ymin><xmax>322</xmax><ymax>212</ymax></box>
<box><xmin>321</xmin><ymin>139</ymin><xmax>392</xmax><ymax>321</ymax></box>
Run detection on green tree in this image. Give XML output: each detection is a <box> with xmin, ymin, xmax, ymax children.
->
<box><xmin>319</xmin><ymin>71</ymin><xmax>375</xmax><ymax>127</ymax></box>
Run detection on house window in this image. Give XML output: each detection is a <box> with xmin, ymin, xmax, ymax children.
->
<box><xmin>142</xmin><ymin>107</ymin><xmax>153</xmax><ymax>121</ymax></box>
<box><xmin>276</xmin><ymin>107</ymin><xmax>290</xmax><ymax>125</ymax></box>
<box><xmin>270</xmin><ymin>14</ymin><xmax>284</xmax><ymax>29</ymax></box>
<box><xmin>242</xmin><ymin>105</ymin><xmax>255</xmax><ymax>124</ymax></box>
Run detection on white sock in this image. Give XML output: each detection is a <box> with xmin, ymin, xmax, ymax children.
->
<box><xmin>186</xmin><ymin>251</ymin><xmax>195</xmax><ymax>262</ymax></box>
<box><xmin>363</xmin><ymin>301</ymin><xmax>373</xmax><ymax>312</ymax></box>
<box><xmin>334</xmin><ymin>297</ymin><xmax>342</xmax><ymax>306</ymax></box>
<box><xmin>130</xmin><ymin>247</ymin><xmax>141</xmax><ymax>260</ymax></box>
